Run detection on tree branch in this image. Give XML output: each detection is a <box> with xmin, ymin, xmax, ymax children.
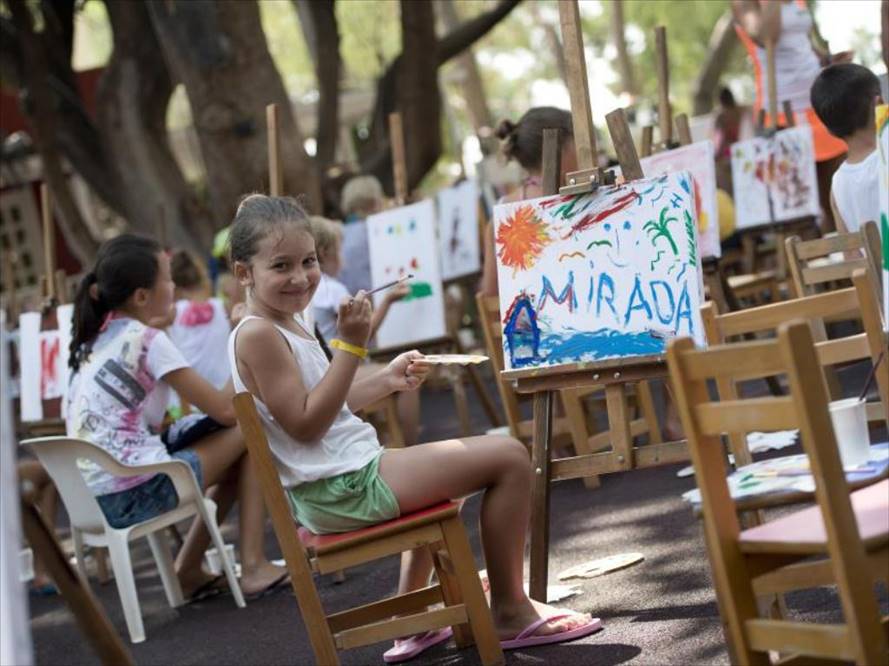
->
<box><xmin>436</xmin><ymin>0</ymin><xmax>522</xmax><ymax>65</ymax></box>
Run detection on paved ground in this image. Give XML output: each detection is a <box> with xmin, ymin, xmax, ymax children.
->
<box><xmin>26</xmin><ymin>363</ymin><xmax>888</xmax><ymax>666</ymax></box>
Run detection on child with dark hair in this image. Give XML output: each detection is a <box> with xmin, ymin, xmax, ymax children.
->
<box><xmin>480</xmin><ymin>107</ymin><xmax>578</xmax><ymax>297</ymax></box>
<box><xmin>811</xmin><ymin>63</ymin><xmax>884</xmax><ymax>233</ymax></box>
<box><xmin>67</xmin><ymin>234</ymin><xmax>287</xmax><ymax>600</ymax></box>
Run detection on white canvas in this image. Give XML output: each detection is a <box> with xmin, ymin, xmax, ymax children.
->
<box><xmin>367</xmin><ymin>200</ymin><xmax>447</xmax><ymax>349</ymax></box>
<box><xmin>640</xmin><ymin>140</ymin><xmax>721</xmax><ymax>259</ymax></box>
<box><xmin>18</xmin><ymin>311</ymin><xmax>41</xmax><ymax>421</ymax></box>
<box><xmin>436</xmin><ymin>180</ymin><xmax>481</xmax><ymax>280</ymax></box>
<box><xmin>877</xmin><ymin>104</ymin><xmax>888</xmax><ymax>330</ymax></box>
<box><xmin>494</xmin><ymin>171</ymin><xmax>705</xmax><ymax>372</ymax></box>
<box><xmin>730</xmin><ymin>126</ymin><xmax>820</xmax><ymax>229</ymax></box>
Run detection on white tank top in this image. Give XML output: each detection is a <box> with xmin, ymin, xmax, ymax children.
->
<box><xmin>830</xmin><ymin>151</ymin><xmax>881</xmax><ymax>233</ymax></box>
<box><xmin>755</xmin><ymin>1</ymin><xmax>821</xmax><ymax>116</ymax></box>
<box><xmin>228</xmin><ymin>314</ymin><xmax>381</xmax><ymax>487</ymax></box>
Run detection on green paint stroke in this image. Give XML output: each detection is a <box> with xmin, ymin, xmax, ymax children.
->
<box><xmin>644</xmin><ymin>208</ymin><xmax>679</xmax><ymax>255</ymax></box>
<box><xmin>882</xmin><ymin>213</ymin><xmax>888</xmax><ymax>270</ymax></box>
<box><xmin>684</xmin><ymin>210</ymin><xmax>697</xmax><ymax>266</ymax></box>
<box><xmin>586</xmin><ymin>239</ymin><xmax>613</xmax><ymax>249</ymax></box>
<box><xmin>405</xmin><ymin>282</ymin><xmax>433</xmax><ymax>300</ymax></box>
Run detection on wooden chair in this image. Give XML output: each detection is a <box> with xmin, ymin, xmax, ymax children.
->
<box><xmin>232</xmin><ymin>392</ymin><xmax>503</xmax><ymax>666</ymax></box>
<box><xmin>476</xmin><ymin>293</ymin><xmax>662</xmax><ymax>489</ymax></box>
<box><xmin>785</xmin><ymin>220</ymin><xmax>883</xmax><ymax>304</ymax></box>
<box><xmin>701</xmin><ymin>268</ymin><xmax>888</xmax><ymax>470</ymax></box>
<box><xmin>667</xmin><ymin>321</ymin><xmax>888</xmax><ymax>665</ymax></box>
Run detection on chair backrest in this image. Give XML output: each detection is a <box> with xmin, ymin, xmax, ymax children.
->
<box><xmin>785</xmin><ymin>220</ymin><xmax>883</xmax><ymax>302</ymax></box>
<box><xmin>475</xmin><ymin>293</ymin><xmax>525</xmax><ymax>438</ymax></box>
<box><xmin>667</xmin><ymin>321</ymin><xmax>883</xmax><ymax>652</ymax></box>
<box><xmin>231</xmin><ymin>392</ymin><xmax>332</xmax><ymax>654</ymax></box>
<box><xmin>700</xmin><ymin>268</ymin><xmax>888</xmax><ymax>466</ymax></box>
<box><xmin>22</xmin><ymin>437</ymin><xmax>119</xmax><ymax>532</ymax></box>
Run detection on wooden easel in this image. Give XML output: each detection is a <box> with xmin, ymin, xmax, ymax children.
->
<box><xmin>507</xmin><ymin>2</ymin><xmax>689</xmax><ymax>601</ymax></box>
<box><xmin>369</xmin><ymin>112</ymin><xmax>501</xmax><ymax>435</ymax></box>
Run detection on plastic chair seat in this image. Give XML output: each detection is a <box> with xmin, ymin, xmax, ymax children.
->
<box><xmin>297</xmin><ymin>501</ymin><xmax>458</xmax><ymax>556</ymax></box>
<box><xmin>739</xmin><ymin>480</ymin><xmax>889</xmax><ymax>555</ymax></box>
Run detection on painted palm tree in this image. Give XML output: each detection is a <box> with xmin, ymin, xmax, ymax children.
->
<box><xmin>644</xmin><ymin>207</ymin><xmax>679</xmax><ymax>255</ymax></box>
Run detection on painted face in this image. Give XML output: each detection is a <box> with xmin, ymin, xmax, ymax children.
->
<box><xmin>244</xmin><ymin>226</ymin><xmax>321</xmax><ymax>315</ymax></box>
<box><xmin>143</xmin><ymin>251</ymin><xmax>175</xmax><ymax>319</ymax></box>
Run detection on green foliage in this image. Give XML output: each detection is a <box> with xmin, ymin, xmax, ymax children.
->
<box><xmin>581</xmin><ymin>0</ymin><xmax>748</xmax><ymax>114</ymax></box>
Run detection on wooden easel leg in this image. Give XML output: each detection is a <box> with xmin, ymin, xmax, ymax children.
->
<box><xmin>528</xmin><ymin>390</ymin><xmax>553</xmax><ymax>602</ymax></box>
<box><xmin>635</xmin><ymin>381</ymin><xmax>662</xmax><ymax>444</ymax></box>
<box><xmin>463</xmin><ymin>363</ymin><xmax>503</xmax><ymax>428</ymax></box>
<box><xmin>447</xmin><ymin>366</ymin><xmax>472</xmax><ymax>437</ymax></box>
<box><xmin>559</xmin><ymin>389</ymin><xmax>599</xmax><ymax>489</ymax></box>
<box><xmin>605</xmin><ymin>384</ymin><xmax>633</xmax><ymax>470</ymax></box>
<box><xmin>20</xmin><ymin>499</ymin><xmax>134</xmax><ymax>665</ymax></box>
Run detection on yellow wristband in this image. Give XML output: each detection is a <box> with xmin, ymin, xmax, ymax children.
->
<box><xmin>330</xmin><ymin>338</ymin><xmax>368</xmax><ymax>359</ymax></box>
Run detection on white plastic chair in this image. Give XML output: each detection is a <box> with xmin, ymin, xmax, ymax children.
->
<box><xmin>21</xmin><ymin>436</ymin><xmax>245</xmax><ymax>643</ymax></box>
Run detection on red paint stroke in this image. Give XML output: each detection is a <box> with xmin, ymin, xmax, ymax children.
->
<box><xmin>40</xmin><ymin>336</ymin><xmax>60</xmax><ymax>398</ymax></box>
<box><xmin>410</xmin><ymin>257</ymin><xmax>419</xmax><ymax>270</ymax></box>
<box><xmin>539</xmin><ymin>195</ymin><xmax>576</xmax><ymax>209</ymax></box>
<box><xmin>562</xmin><ymin>191</ymin><xmax>639</xmax><ymax>238</ymax></box>
<box><xmin>180</xmin><ymin>301</ymin><xmax>215</xmax><ymax>327</ymax></box>
<box><xmin>558</xmin><ymin>251</ymin><xmax>585</xmax><ymax>262</ymax></box>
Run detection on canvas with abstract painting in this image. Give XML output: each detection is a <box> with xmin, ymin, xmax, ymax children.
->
<box><xmin>367</xmin><ymin>200</ymin><xmax>447</xmax><ymax>348</ymax></box>
<box><xmin>730</xmin><ymin>126</ymin><xmax>820</xmax><ymax>229</ymax></box>
<box><xmin>493</xmin><ymin>171</ymin><xmax>705</xmax><ymax>372</ymax></box>
<box><xmin>877</xmin><ymin>103</ymin><xmax>888</xmax><ymax>330</ymax></box>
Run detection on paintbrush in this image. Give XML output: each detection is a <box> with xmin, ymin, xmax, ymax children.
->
<box><xmin>366</xmin><ymin>273</ymin><xmax>414</xmax><ymax>297</ymax></box>
<box><xmin>857</xmin><ymin>351</ymin><xmax>885</xmax><ymax>402</ymax></box>
<box><xmin>348</xmin><ymin>274</ymin><xmax>413</xmax><ymax>306</ymax></box>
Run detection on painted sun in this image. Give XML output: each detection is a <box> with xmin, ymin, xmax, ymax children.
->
<box><xmin>496</xmin><ymin>204</ymin><xmax>552</xmax><ymax>273</ymax></box>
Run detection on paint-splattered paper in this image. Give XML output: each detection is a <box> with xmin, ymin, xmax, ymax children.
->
<box><xmin>730</xmin><ymin>126</ymin><xmax>820</xmax><ymax>229</ymax></box>
<box><xmin>367</xmin><ymin>200</ymin><xmax>447</xmax><ymax>349</ymax></box>
<box><xmin>436</xmin><ymin>180</ymin><xmax>481</xmax><ymax>280</ymax></box>
<box><xmin>640</xmin><ymin>140</ymin><xmax>721</xmax><ymax>259</ymax></box>
<box><xmin>878</xmin><ymin>104</ymin><xmax>888</xmax><ymax>331</ymax></box>
<box><xmin>494</xmin><ymin>172</ymin><xmax>705</xmax><ymax>372</ymax></box>
<box><xmin>18</xmin><ymin>304</ymin><xmax>74</xmax><ymax>421</ymax></box>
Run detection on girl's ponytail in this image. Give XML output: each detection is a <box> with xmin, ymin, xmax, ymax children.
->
<box><xmin>69</xmin><ymin>234</ymin><xmax>161</xmax><ymax>373</ymax></box>
<box><xmin>69</xmin><ymin>271</ymin><xmax>110</xmax><ymax>373</ymax></box>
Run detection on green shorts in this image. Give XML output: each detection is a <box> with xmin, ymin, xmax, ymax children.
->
<box><xmin>287</xmin><ymin>453</ymin><xmax>401</xmax><ymax>534</ymax></box>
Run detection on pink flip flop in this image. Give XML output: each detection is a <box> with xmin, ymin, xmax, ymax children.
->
<box><xmin>382</xmin><ymin>627</ymin><xmax>454</xmax><ymax>663</ymax></box>
<box><xmin>500</xmin><ymin>613</ymin><xmax>603</xmax><ymax>650</ymax></box>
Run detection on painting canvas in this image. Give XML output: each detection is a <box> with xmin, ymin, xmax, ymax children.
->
<box><xmin>639</xmin><ymin>140</ymin><xmax>721</xmax><ymax>259</ymax></box>
<box><xmin>18</xmin><ymin>304</ymin><xmax>73</xmax><ymax>421</ymax></box>
<box><xmin>436</xmin><ymin>180</ymin><xmax>481</xmax><ymax>280</ymax></box>
<box><xmin>494</xmin><ymin>171</ymin><xmax>705</xmax><ymax>372</ymax></box>
<box><xmin>878</xmin><ymin>104</ymin><xmax>888</xmax><ymax>331</ymax></box>
<box><xmin>367</xmin><ymin>200</ymin><xmax>447</xmax><ymax>349</ymax></box>
<box><xmin>730</xmin><ymin>126</ymin><xmax>820</xmax><ymax>229</ymax></box>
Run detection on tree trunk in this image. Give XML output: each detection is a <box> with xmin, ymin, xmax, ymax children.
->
<box><xmin>360</xmin><ymin>0</ymin><xmax>521</xmax><ymax>191</ymax></box>
<box><xmin>611</xmin><ymin>0</ymin><xmax>638</xmax><ymax>99</ymax></box>
<box><xmin>293</xmin><ymin>0</ymin><xmax>341</xmax><ymax>178</ymax></box>
<box><xmin>148</xmin><ymin>0</ymin><xmax>320</xmax><ymax>221</ymax></box>
<box><xmin>692</xmin><ymin>10</ymin><xmax>738</xmax><ymax>115</ymax></box>
<box><xmin>98</xmin><ymin>0</ymin><xmax>214</xmax><ymax>251</ymax></box>
<box><xmin>528</xmin><ymin>2</ymin><xmax>567</xmax><ymax>86</ymax></box>
<box><xmin>436</xmin><ymin>0</ymin><xmax>492</xmax><ymax>133</ymax></box>
<box><xmin>6</xmin><ymin>0</ymin><xmax>99</xmax><ymax>263</ymax></box>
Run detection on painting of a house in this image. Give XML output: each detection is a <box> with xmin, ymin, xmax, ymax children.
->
<box><xmin>502</xmin><ymin>293</ymin><xmax>541</xmax><ymax>367</ymax></box>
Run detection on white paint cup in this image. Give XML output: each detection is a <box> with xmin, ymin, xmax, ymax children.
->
<box><xmin>828</xmin><ymin>398</ymin><xmax>870</xmax><ymax>468</ymax></box>
<box><xmin>204</xmin><ymin>543</ymin><xmax>236</xmax><ymax>576</ymax></box>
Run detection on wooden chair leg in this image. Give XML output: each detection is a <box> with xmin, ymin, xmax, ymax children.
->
<box><xmin>439</xmin><ymin>517</ymin><xmax>504</xmax><ymax>666</ymax></box>
<box><xmin>20</xmin><ymin>499</ymin><xmax>134</xmax><ymax>665</ymax></box>
<box><xmin>635</xmin><ymin>380</ymin><xmax>662</xmax><ymax>444</ymax></box>
<box><xmin>559</xmin><ymin>389</ymin><xmax>599</xmax><ymax>489</ymax></box>
<box><xmin>430</xmin><ymin>545</ymin><xmax>473</xmax><ymax>648</ymax></box>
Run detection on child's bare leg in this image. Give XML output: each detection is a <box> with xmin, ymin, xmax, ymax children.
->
<box><xmin>379</xmin><ymin>435</ymin><xmax>592</xmax><ymax>639</ymax></box>
<box><xmin>234</xmin><ymin>451</ymin><xmax>288</xmax><ymax>594</ymax></box>
<box><xmin>396</xmin><ymin>390</ymin><xmax>420</xmax><ymax>446</ymax></box>
<box><xmin>398</xmin><ymin>547</ymin><xmax>434</xmax><ymax>596</ymax></box>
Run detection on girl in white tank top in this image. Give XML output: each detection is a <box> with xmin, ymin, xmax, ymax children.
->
<box><xmin>228</xmin><ymin>194</ymin><xmax>602</xmax><ymax>659</ymax></box>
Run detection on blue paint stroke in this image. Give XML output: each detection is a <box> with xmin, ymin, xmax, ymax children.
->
<box><xmin>676</xmin><ymin>264</ymin><xmax>688</xmax><ymax>282</ymax></box>
<box><xmin>529</xmin><ymin>329</ymin><xmax>665</xmax><ymax>367</ymax></box>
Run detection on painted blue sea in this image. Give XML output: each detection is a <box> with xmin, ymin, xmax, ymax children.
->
<box><xmin>507</xmin><ymin>328</ymin><xmax>666</xmax><ymax>369</ymax></box>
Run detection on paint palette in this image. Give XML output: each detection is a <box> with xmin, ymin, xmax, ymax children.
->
<box><xmin>557</xmin><ymin>552</ymin><xmax>645</xmax><ymax>581</ymax></box>
<box><xmin>420</xmin><ymin>354</ymin><xmax>489</xmax><ymax>365</ymax></box>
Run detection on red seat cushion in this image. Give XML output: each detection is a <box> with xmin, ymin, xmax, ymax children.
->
<box><xmin>739</xmin><ymin>479</ymin><xmax>889</xmax><ymax>555</ymax></box>
<box><xmin>297</xmin><ymin>501</ymin><xmax>458</xmax><ymax>555</ymax></box>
